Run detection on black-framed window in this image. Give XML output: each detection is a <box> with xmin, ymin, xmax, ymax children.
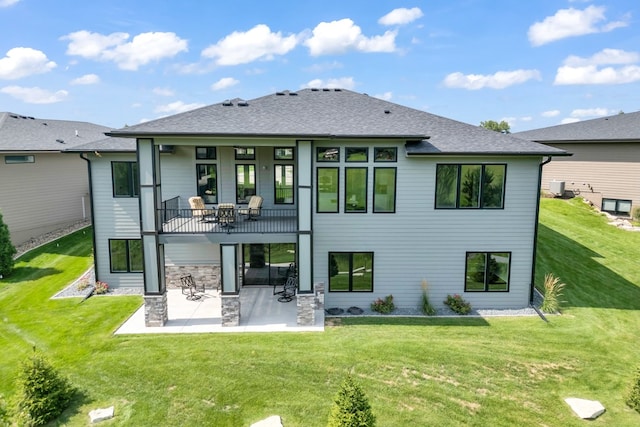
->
<box><xmin>197</xmin><ymin>164</ymin><xmax>218</xmax><ymax>203</ymax></box>
<box><xmin>373</xmin><ymin>168</ymin><xmax>397</xmax><ymax>213</ymax></box>
<box><xmin>235</xmin><ymin>147</ymin><xmax>255</xmax><ymax>160</ymax></box>
<box><xmin>112</xmin><ymin>162</ymin><xmax>139</xmax><ymax>197</ymax></box>
<box><xmin>602</xmin><ymin>198</ymin><xmax>632</xmax><ymax>215</ymax></box>
<box><xmin>317</xmin><ymin>167</ymin><xmax>339</xmax><ymax>213</ymax></box>
<box><xmin>275</xmin><ymin>164</ymin><xmax>294</xmax><ymax>204</ymax></box>
<box><xmin>345</xmin><ymin>167</ymin><xmax>367</xmax><ymax>213</ymax></box>
<box><xmin>236</xmin><ymin>164</ymin><xmax>256</xmax><ymax>203</ymax></box>
<box><xmin>196</xmin><ymin>147</ymin><xmax>217</xmax><ymax>159</ymax></box>
<box><xmin>5</xmin><ymin>155</ymin><xmax>34</xmax><ymax>164</ymax></box>
<box><xmin>435</xmin><ymin>164</ymin><xmax>506</xmax><ymax>209</ymax></box>
<box><xmin>465</xmin><ymin>252</ymin><xmax>510</xmax><ymax>292</ymax></box>
<box><xmin>374</xmin><ymin>147</ymin><xmax>397</xmax><ymax>162</ymax></box>
<box><xmin>328</xmin><ymin>252</ymin><xmax>374</xmax><ymax>292</ymax></box>
<box><xmin>274</xmin><ymin>147</ymin><xmax>294</xmax><ymax>160</ymax></box>
<box><xmin>317</xmin><ymin>147</ymin><xmax>339</xmax><ymax>162</ymax></box>
<box><xmin>109</xmin><ymin>239</ymin><xmax>143</xmax><ymax>273</ymax></box>
<box><xmin>345</xmin><ymin>147</ymin><xmax>368</xmax><ymax>162</ymax></box>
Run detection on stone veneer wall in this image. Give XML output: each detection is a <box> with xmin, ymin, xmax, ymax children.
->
<box><xmin>314</xmin><ymin>282</ymin><xmax>325</xmax><ymax>310</ymax></box>
<box><xmin>165</xmin><ymin>265</ymin><xmax>220</xmax><ymax>290</ymax></box>
<box><xmin>144</xmin><ymin>293</ymin><xmax>168</xmax><ymax>327</ymax></box>
<box><xmin>296</xmin><ymin>293</ymin><xmax>316</xmax><ymax>326</ymax></box>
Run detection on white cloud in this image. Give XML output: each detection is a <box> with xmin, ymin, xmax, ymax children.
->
<box><xmin>443</xmin><ymin>69</ymin><xmax>541</xmax><ymax>89</ymax></box>
<box><xmin>378</xmin><ymin>7</ymin><xmax>424</xmax><ymax>26</ymax></box>
<box><xmin>563</xmin><ymin>48</ymin><xmax>639</xmax><ymax>67</ymax></box>
<box><xmin>570</xmin><ymin>108</ymin><xmax>611</xmax><ymax>118</ymax></box>
<box><xmin>373</xmin><ymin>91</ymin><xmax>392</xmax><ymax>101</ymax></box>
<box><xmin>555</xmin><ymin>64</ymin><xmax>640</xmax><ymax>85</ymax></box>
<box><xmin>0</xmin><ymin>85</ymin><xmax>68</xmax><ymax>104</ymax></box>
<box><xmin>202</xmin><ymin>24</ymin><xmax>297</xmax><ymax>66</ymax></box>
<box><xmin>0</xmin><ymin>0</ymin><xmax>20</xmax><ymax>6</ymax></box>
<box><xmin>521</xmin><ymin>116</ymin><xmax>533</xmax><ymax>122</ymax></box>
<box><xmin>70</xmin><ymin>73</ymin><xmax>100</xmax><ymax>85</ymax></box>
<box><xmin>303</xmin><ymin>61</ymin><xmax>343</xmax><ymax>73</ymax></box>
<box><xmin>542</xmin><ymin>110</ymin><xmax>561</xmax><ymax>117</ymax></box>
<box><xmin>301</xmin><ymin>77</ymin><xmax>355</xmax><ymax>89</ymax></box>
<box><xmin>0</xmin><ymin>47</ymin><xmax>56</xmax><ymax>80</ymax></box>
<box><xmin>304</xmin><ymin>19</ymin><xmax>397</xmax><ymax>56</ymax></box>
<box><xmin>211</xmin><ymin>77</ymin><xmax>239</xmax><ymax>91</ymax></box>
<box><xmin>528</xmin><ymin>6</ymin><xmax>628</xmax><ymax>46</ymax></box>
<box><xmin>62</xmin><ymin>30</ymin><xmax>188</xmax><ymax>70</ymax></box>
<box><xmin>153</xmin><ymin>87</ymin><xmax>174</xmax><ymax>96</ymax></box>
<box><xmin>154</xmin><ymin>100</ymin><xmax>205</xmax><ymax>115</ymax></box>
<box><xmin>560</xmin><ymin>117</ymin><xmax>581</xmax><ymax>124</ymax></box>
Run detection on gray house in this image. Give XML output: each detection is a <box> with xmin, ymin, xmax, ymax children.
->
<box><xmin>0</xmin><ymin>112</ymin><xmax>109</xmax><ymax>246</ymax></box>
<box><xmin>516</xmin><ymin>111</ymin><xmax>640</xmax><ymax>215</ymax></box>
<box><xmin>69</xmin><ymin>89</ymin><xmax>565</xmax><ymax>327</ymax></box>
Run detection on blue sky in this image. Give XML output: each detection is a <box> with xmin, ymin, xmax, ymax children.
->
<box><xmin>0</xmin><ymin>0</ymin><xmax>638</xmax><ymax>131</ymax></box>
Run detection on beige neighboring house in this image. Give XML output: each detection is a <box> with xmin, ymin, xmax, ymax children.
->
<box><xmin>516</xmin><ymin>111</ymin><xmax>640</xmax><ymax>216</ymax></box>
<box><xmin>0</xmin><ymin>112</ymin><xmax>109</xmax><ymax>246</ymax></box>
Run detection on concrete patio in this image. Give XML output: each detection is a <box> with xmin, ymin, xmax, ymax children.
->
<box><xmin>114</xmin><ymin>287</ymin><xmax>324</xmax><ymax>334</ymax></box>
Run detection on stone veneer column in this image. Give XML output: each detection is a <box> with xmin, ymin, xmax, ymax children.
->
<box><xmin>221</xmin><ymin>295</ymin><xmax>241</xmax><ymax>327</ymax></box>
<box><xmin>314</xmin><ymin>282</ymin><xmax>325</xmax><ymax>310</ymax></box>
<box><xmin>296</xmin><ymin>293</ymin><xmax>315</xmax><ymax>326</ymax></box>
<box><xmin>144</xmin><ymin>293</ymin><xmax>167</xmax><ymax>327</ymax></box>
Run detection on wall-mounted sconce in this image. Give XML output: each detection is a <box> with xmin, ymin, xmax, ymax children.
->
<box><xmin>261</xmin><ymin>165</ymin><xmax>269</xmax><ymax>171</ymax></box>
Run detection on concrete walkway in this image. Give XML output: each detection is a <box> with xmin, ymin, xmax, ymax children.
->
<box><xmin>115</xmin><ymin>287</ymin><xmax>324</xmax><ymax>334</ymax></box>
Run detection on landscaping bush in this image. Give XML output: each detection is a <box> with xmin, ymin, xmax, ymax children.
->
<box><xmin>371</xmin><ymin>295</ymin><xmax>395</xmax><ymax>314</ymax></box>
<box><xmin>94</xmin><ymin>280</ymin><xmax>109</xmax><ymax>294</ymax></box>
<box><xmin>540</xmin><ymin>273</ymin><xmax>566</xmax><ymax>313</ymax></box>
<box><xmin>420</xmin><ymin>280</ymin><xmax>436</xmax><ymax>315</ymax></box>
<box><xmin>626</xmin><ymin>366</ymin><xmax>640</xmax><ymax>413</ymax></box>
<box><xmin>327</xmin><ymin>374</ymin><xmax>376</xmax><ymax>427</ymax></box>
<box><xmin>443</xmin><ymin>294</ymin><xmax>471</xmax><ymax>315</ymax></box>
<box><xmin>14</xmin><ymin>349</ymin><xmax>75</xmax><ymax>426</ymax></box>
<box><xmin>0</xmin><ymin>211</ymin><xmax>16</xmax><ymax>278</ymax></box>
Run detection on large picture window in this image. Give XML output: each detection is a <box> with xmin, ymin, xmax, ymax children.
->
<box><xmin>197</xmin><ymin>164</ymin><xmax>217</xmax><ymax>204</ymax></box>
<box><xmin>317</xmin><ymin>168</ymin><xmax>339</xmax><ymax>213</ymax></box>
<box><xmin>345</xmin><ymin>167</ymin><xmax>367</xmax><ymax>213</ymax></box>
<box><xmin>435</xmin><ymin>164</ymin><xmax>506</xmax><ymax>209</ymax></box>
<box><xmin>112</xmin><ymin>162</ymin><xmax>139</xmax><ymax>197</ymax></box>
<box><xmin>328</xmin><ymin>252</ymin><xmax>373</xmax><ymax>292</ymax></box>
<box><xmin>275</xmin><ymin>164</ymin><xmax>294</xmax><ymax>204</ymax></box>
<box><xmin>465</xmin><ymin>252</ymin><xmax>510</xmax><ymax>292</ymax></box>
<box><xmin>373</xmin><ymin>168</ymin><xmax>396</xmax><ymax>213</ymax></box>
<box><xmin>236</xmin><ymin>164</ymin><xmax>256</xmax><ymax>203</ymax></box>
<box><xmin>109</xmin><ymin>239</ymin><xmax>143</xmax><ymax>273</ymax></box>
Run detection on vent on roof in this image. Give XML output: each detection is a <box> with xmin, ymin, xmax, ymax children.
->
<box><xmin>28</xmin><ymin>117</ymin><xmax>34</xmax><ymax>120</ymax></box>
<box><xmin>9</xmin><ymin>114</ymin><xmax>18</xmax><ymax>119</ymax></box>
<box><xmin>222</xmin><ymin>100</ymin><xmax>233</xmax><ymax>106</ymax></box>
<box><xmin>322</xmin><ymin>88</ymin><xmax>330</xmax><ymax>91</ymax></box>
<box><xmin>289</xmin><ymin>92</ymin><xmax>298</xmax><ymax>96</ymax></box>
<box><xmin>384</xmin><ymin>110</ymin><xmax>391</xmax><ymax>114</ymax></box>
<box><xmin>56</xmin><ymin>139</ymin><xmax>65</xmax><ymax>144</ymax></box>
<box><xmin>237</xmin><ymin>100</ymin><xmax>249</xmax><ymax>107</ymax></box>
<box><xmin>334</xmin><ymin>88</ymin><xmax>342</xmax><ymax>92</ymax></box>
<box><xmin>42</xmin><ymin>122</ymin><xmax>48</xmax><ymax>126</ymax></box>
<box><xmin>311</xmin><ymin>88</ymin><xmax>319</xmax><ymax>91</ymax></box>
<box><xmin>276</xmin><ymin>91</ymin><xmax>286</xmax><ymax>96</ymax></box>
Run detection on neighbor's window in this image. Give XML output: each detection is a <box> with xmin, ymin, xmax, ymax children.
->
<box><xmin>373</xmin><ymin>168</ymin><xmax>397</xmax><ymax>213</ymax></box>
<box><xmin>345</xmin><ymin>168</ymin><xmax>367</xmax><ymax>213</ymax></box>
<box><xmin>274</xmin><ymin>147</ymin><xmax>294</xmax><ymax>160</ymax></box>
<box><xmin>602</xmin><ymin>198</ymin><xmax>632</xmax><ymax>215</ymax></box>
<box><xmin>374</xmin><ymin>147</ymin><xmax>397</xmax><ymax>162</ymax></box>
<box><xmin>109</xmin><ymin>239</ymin><xmax>143</xmax><ymax>273</ymax></box>
<box><xmin>328</xmin><ymin>252</ymin><xmax>374</xmax><ymax>292</ymax></box>
<box><xmin>197</xmin><ymin>164</ymin><xmax>218</xmax><ymax>203</ymax></box>
<box><xmin>317</xmin><ymin>147</ymin><xmax>339</xmax><ymax>162</ymax></box>
<box><xmin>236</xmin><ymin>164</ymin><xmax>256</xmax><ymax>203</ymax></box>
<box><xmin>435</xmin><ymin>164</ymin><xmax>506</xmax><ymax>209</ymax></box>
<box><xmin>5</xmin><ymin>155</ymin><xmax>34</xmax><ymax>164</ymax></box>
<box><xmin>345</xmin><ymin>147</ymin><xmax>368</xmax><ymax>162</ymax></box>
<box><xmin>275</xmin><ymin>164</ymin><xmax>294</xmax><ymax>204</ymax></box>
<box><xmin>317</xmin><ymin>168</ymin><xmax>339</xmax><ymax>213</ymax></box>
<box><xmin>112</xmin><ymin>162</ymin><xmax>139</xmax><ymax>197</ymax></box>
<box><xmin>465</xmin><ymin>252</ymin><xmax>510</xmax><ymax>292</ymax></box>
<box><xmin>235</xmin><ymin>147</ymin><xmax>255</xmax><ymax>160</ymax></box>
<box><xmin>196</xmin><ymin>147</ymin><xmax>216</xmax><ymax>159</ymax></box>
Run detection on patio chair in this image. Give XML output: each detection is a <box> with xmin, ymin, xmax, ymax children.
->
<box><xmin>180</xmin><ymin>274</ymin><xmax>205</xmax><ymax>300</ymax></box>
<box><xmin>238</xmin><ymin>195</ymin><xmax>263</xmax><ymax>221</ymax></box>
<box><xmin>188</xmin><ymin>196</ymin><xmax>216</xmax><ymax>222</ymax></box>
<box><xmin>277</xmin><ymin>276</ymin><xmax>297</xmax><ymax>303</ymax></box>
<box><xmin>216</xmin><ymin>203</ymin><xmax>236</xmax><ymax>228</ymax></box>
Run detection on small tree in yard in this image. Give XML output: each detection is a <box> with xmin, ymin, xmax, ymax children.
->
<box><xmin>626</xmin><ymin>366</ymin><xmax>640</xmax><ymax>413</ymax></box>
<box><xmin>327</xmin><ymin>374</ymin><xmax>376</xmax><ymax>427</ymax></box>
<box><xmin>14</xmin><ymin>348</ymin><xmax>75</xmax><ymax>426</ymax></box>
<box><xmin>0</xmin><ymin>211</ymin><xmax>17</xmax><ymax>278</ymax></box>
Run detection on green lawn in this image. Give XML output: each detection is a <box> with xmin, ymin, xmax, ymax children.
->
<box><xmin>1</xmin><ymin>198</ymin><xmax>640</xmax><ymax>426</ymax></box>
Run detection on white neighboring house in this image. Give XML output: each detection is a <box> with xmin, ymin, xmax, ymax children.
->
<box><xmin>68</xmin><ymin>89</ymin><xmax>566</xmax><ymax>327</ymax></box>
<box><xmin>0</xmin><ymin>112</ymin><xmax>110</xmax><ymax>246</ymax></box>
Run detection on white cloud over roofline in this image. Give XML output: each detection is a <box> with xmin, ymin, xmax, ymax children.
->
<box><xmin>0</xmin><ymin>85</ymin><xmax>68</xmax><ymax>103</ymax></box>
<box><xmin>154</xmin><ymin>100</ymin><xmax>206</xmax><ymax>115</ymax></box>
<box><xmin>211</xmin><ymin>77</ymin><xmax>239</xmax><ymax>91</ymax></box>
<box><xmin>443</xmin><ymin>69</ymin><xmax>541</xmax><ymax>90</ymax></box>
<box><xmin>0</xmin><ymin>47</ymin><xmax>56</xmax><ymax>80</ymax></box>
<box><xmin>301</xmin><ymin>77</ymin><xmax>355</xmax><ymax>90</ymax></box>
<box><xmin>555</xmin><ymin>48</ymin><xmax>640</xmax><ymax>85</ymax></box>
<box><xmin>378</xmin><ymin>7</ymin><xmax>423</xmax><ymax>26</ymax></box>
<box><xmin>304</xmin><ymin>18</ymin><xmax>397</xmax><ymax>56</ymax></box>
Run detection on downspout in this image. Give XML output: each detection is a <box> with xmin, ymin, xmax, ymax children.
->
<box><xmin>80</xmin><ymin>153</ymin><xmax>99</xmax><ymax>282</ymax></box>
<box><xmin>530</xmin><ymin>156</ymin><xmax>552</xmax><ymax>308</ymax></box>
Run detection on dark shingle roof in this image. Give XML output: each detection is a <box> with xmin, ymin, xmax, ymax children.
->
<box><xmin>515</xmin><ymin>111</ymin><xmax>640</xmax><ymax>142</ymax></box>
<box><xmin>66</xmin><ymin>136</ymin><xmax>136</xmax><ymax>153</ymax></box>
<box><xmin>106</xmin><ymin>89</ymin><xmax>564</xmax><ymax>156</ymax></box>
<box><xmin>0</xmin><ymin>112</ymin><xmax>110</xmax><ymax>151</ymax></box>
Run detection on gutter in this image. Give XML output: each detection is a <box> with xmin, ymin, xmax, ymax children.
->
<box><xmin>80</xmin><ymin>153</ymin><xmax>99</xmax><ymax>283</ymax></box>
<box><xmin>529</xmin><ymin>156</ymin><xmax>552</xmax><ymax>307</ymax></box>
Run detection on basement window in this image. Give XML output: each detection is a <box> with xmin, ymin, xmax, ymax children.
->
<box><xmin>5</xmin><ymin>155</ymin><xmax>34</xmax><ymax>164</ymax></box>
<box><xmin>602</xmin><ymin>198</ymin><xmax>632</xmax><ymax>215</ymax></box>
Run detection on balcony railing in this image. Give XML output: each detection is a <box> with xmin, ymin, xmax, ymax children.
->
<box><xmin>159</xmin><ymin>208</ymin><xmax>297</xmax><ymax>234</ymax></box>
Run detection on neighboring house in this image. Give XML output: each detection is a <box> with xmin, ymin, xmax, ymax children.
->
<box><xmin>68</xmin><ymin>89</ymin><xmax>565</xmax><ymax>327</ymax></box>
<box><xmin>0</xmin><ymin>112</ymin><xmax>110</xmax><ymax>246</ymax></box>
<box><xmin>516</xmin><ymin>111</ymin><xmax>640</xmax><ymax>216</ymax></box>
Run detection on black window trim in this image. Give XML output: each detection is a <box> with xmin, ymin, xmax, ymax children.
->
<box><xmin>111</xmin><ymin>161</ymin><xmax>139</xmax><ymax>198</ymax></box>
<box><xmin>344</xmin><ymin>166</ymin><xmax>368</xmax><ymax>213</ymax></box>
<box><xmin>316</xmin><ymin>167</ymin><xmax>340</xmax><ymax>213</ymax></box>
<box><xmin>274</xmin><ymin>163</ymin><xmax>295</xmax><ymax>205</ymax></box>
<box><xmin>373</xmin><ymin>167</ymin><xmax>397</xmax><ymax>213</ymax></box>
<box><xmin>435</xmin><ymin>163</ymin><xmax>507</xmax><ymax>210</ymax></box>
<box><xmin>328</xmin><ymin>251</ymin><xmax>374</xmax><ymax>292</ymax></box>
<box><xmin>464</xmin><ymin>251</ymin><xmax>511</xmax><ymax>292</ymax></box>
<box><xmin>108</xmin><ymin>238</ymin><xmax>143</xmax><ymax>273</ymax></box>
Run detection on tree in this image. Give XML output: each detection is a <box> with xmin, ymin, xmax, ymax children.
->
<box><xmin>0</xmin><ymin>211</ymin><xmax>16</xmax><ymax>278</ymax></box>
<box><xmin>480</xmin><ymin>120</ymin><xmax>510</xmax><ymax>134</ymax></box>
<box><xmin>327</xmin><ymin>374</ymin><xmax>376</xmax><ymax>427</ymax></box>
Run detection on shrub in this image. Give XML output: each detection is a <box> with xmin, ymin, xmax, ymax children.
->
<box><xmin>327</xmin><ymin>374</ymin><xmax>376</xmax><ymax>427</ymax></box>
<box><xmin>94</xmin><ymin>281</ymin><xmax>109</xmax><ymax>294</ymax></box>
<box><xmin>420</xmin><ymin>280</ymin><xmax>436</xmax><ymax>315</ymax></box>
<box><xmin>444</xmin><ymin>294</ymin><xmax>472</xmax><ymax>315</ymax></box>
<box><xmin>15</xmin><ymin>349</ymin><xmax>75</xmax><ymax>426</ymax></box>
<box><xmin>0</xmin><ymin>211</ymin><xmax>17</xmax><ymax>278</ymax></box>
<box><xmin>540</xmin><ymin>273</ymin><xmax>566</xmax><ymax>313</ymax></box>
<box><xmin>626</xmin><ymin>366</ymin><xmax>640</xmax><ymax>413</ymax></box>
<box><xmin>371</xmin><ymin>295</ymin><xmax>395</xmax><ymax>314</ymax></box>
<box><xmin>76</xmin><ymin>279</ymin><xmax>90</xmax><ymax>291</ymax></box>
